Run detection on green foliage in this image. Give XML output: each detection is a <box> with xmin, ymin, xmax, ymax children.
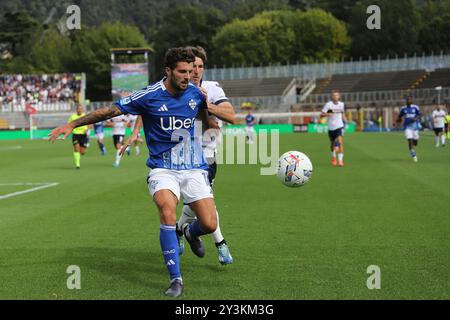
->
<box><xmin>0</xmin><ymin>11</ymin><xmax>39</xmax><ymax>58</ymax></box>
<box><xmin>212</xmin><ymin>9</ymin><xmax>350</xmax><ymax>66</ymax></box>
<box><xmin>418</xmin><ymin>0</ymin><xmax>450</xmax><ymax>53</ymax></box>
<box><xmin>68</xmin><ymin>22</ymin><xmax>149</xmax><ymax>100</ymax></box>
<box><xmin>348</xmin><ymin>0</ymin><xmax>422</xmax><ymax>58</ymax></box>
<box><xmin>149</xmin><ymin>4</ymin><xmax>226</xmax><ymax>76</ymax></box>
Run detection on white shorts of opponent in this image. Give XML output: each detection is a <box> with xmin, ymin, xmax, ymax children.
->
<box><xmin>148</xmin><ymin>169</ymin><xmax>213</xmax><ymax>204</ymax></box>
<box><xmin>405</xmin><ymin>128</ymin><xmax>419</xmax><ymax>140</ymax></box>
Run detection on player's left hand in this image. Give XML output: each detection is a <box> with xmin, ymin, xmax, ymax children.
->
<box><xmin>48</xmin><ymin>124</ymin><xmax>74</xmax><ymax>142</ymax></box>
<box><xmin>199</xmin><ymin>87</ymin><xmax>209</xmax><ymax>105</ymax></box>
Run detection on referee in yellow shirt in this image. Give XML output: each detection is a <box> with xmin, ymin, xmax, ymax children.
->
<box><xmin>446</xmin><ymin>112</ymin><xmax>450</xmax><ymax>139</ymax></box>
<box><xmin>68</xmin><ymin>104</ymin><xmax>90</xmax><ymax>169</ymax></box>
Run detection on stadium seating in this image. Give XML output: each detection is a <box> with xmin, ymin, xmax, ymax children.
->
<box><xmin>0</xmin><ymin>73</ymin><xmax>82</xmax><ymax>112</ymax></box>
<box><xmin>220</xmin><ymin>77</ymin><xmax>296</xmax><ymax>97</ymax></box>
<box><xmin>416</xmin><ymin>68</ymin><xmax>450</xmax><ymax>89</ymax></box>
<box><xmin>313</xmin><ymin>70</ymin><xmax>427</xmax><ymax>94</ymax></box>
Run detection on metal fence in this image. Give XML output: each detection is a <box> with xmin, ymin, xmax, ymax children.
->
<box><xmin>302</xmin><ymin>87</ymin><xmax>450</xmax><ymax>108</ymax></box>
<box><xmin>204</xmin><ymin>53</ymin><xmax>450</xmax><ymax>81</ymax></box>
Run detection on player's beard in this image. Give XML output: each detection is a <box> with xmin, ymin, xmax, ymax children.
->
<box><xmin>169</xmin><ymin>72</ymin><xmax>188</xmax><ymax>93</ymax></box>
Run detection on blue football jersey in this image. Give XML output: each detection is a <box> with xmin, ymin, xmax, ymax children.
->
<box><xmin>114</xmin><ymin>79</ymin><xmax>208</xmax><ymax>170</ymax></box>
<box><xmin>246</xmin><ymin>114</ymin><xmax>255</xmax><ymax>127</ymax></box>
<box><xmin>93</xmin><ymin>122</ymin><xmax>104</xmax><ymax>134</ymax></box>
<box><xmin>399</xmin><ymin>105</ymin><xmax>421</xmax><ymax>130</ymax></box>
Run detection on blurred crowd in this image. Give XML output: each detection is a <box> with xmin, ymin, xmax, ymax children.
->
<box><xmin>0</xmin><ymin>74</ymin><xmax>81</xmax><ymax>106</ymax></box>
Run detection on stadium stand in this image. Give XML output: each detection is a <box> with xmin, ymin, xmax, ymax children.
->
<box><xmin>313</xmin><ymin>70</ymin><xmax>428</xmax><ymax>94</ymax></box>
<box><xmin>0</xmin><ymin>73</ymin><xmax>82</xmax><ymax>113</ymax></box>
<box><xmin>219</xmin><ymin>77</ymin><xmax>296</xmax><ymax>97</ymax></box>
<box><xmin>416</xmin><ymin>68</ymin><xmax>450</xmax><ymax>89</ymax></box>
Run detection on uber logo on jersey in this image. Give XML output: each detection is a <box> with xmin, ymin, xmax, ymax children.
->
<box><xmin>160</xmin><ymin>117</ymin><xmax>196</xmax><ymax>130</ymax></box>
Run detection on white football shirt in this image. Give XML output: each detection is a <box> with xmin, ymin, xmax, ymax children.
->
<box><xmin>201</xmin><ymin>80</ymin><xmax>229</xmax><ymax>158</ymax></box>
<box><xmin>322</xmin><ymin>101</ymin><xmax>345</xmax><ymax>131</ymax></box>
<box><xmin>432</xmin><ymin>110</ymin><xmax>447</xmax><ymax>128</ymax></box>
<box><xmin>110</xmin><ymin>115</ymin><xmax>128</xmax><ymax>135</ymax></box>
<box><xmin>127</xmin><ymin>114</ymin><xmax>138</xmax><ymax>131</ymax></box>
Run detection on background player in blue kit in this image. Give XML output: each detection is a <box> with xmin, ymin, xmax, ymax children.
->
<box><xmin>93</xmin><ymin>121</ymin><xmax>106</xmax><ymax>155</ymax></box>
<box><xmin>48</xmin><ymin>47</ymin><xmax>219</xmax><ymax>298</ymax></box>
<box><xmin>245</xmin><ymin>111</ymin><xmax>256</xmax><ymax>144</ymax></box>
<box><xmin>396</xmin><ymin>96</ymin><xmax>422</xmax><ymax>162</ymax></box>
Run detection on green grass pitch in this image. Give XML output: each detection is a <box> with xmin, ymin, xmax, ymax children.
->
<box><xmin>0</xmin><ymin>132</ymin><xmax>448</xmax><ymax>300</ymax></box>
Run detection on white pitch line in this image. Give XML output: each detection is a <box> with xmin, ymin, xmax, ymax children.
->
<box><xmin>0</xmin><ymin>146</ymin><xmax>23</xmax><ymax>151</ymax></box>
<box><xmin>0</xmin><ymin>182</ymin><xmax>59</xmax><ymax>200</ymax></box>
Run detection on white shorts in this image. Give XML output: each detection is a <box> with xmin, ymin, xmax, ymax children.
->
<box><xmin>95</xmin><ymin>132</ymin><xmax>104</xmax><ymax>140</ymax></box>
<box><xmin>245</xmin><ymin>126</ymin><xmax>255</xmax><ymax>135</ymax></box>
<box><xmin>147</xmin><ymin>169</ymin><xmax>213</xmax><ymax>204</ymax></box>
<box><xmin>405</xmin><ymin>128</ymin><xmax>419</xmax><ymax>140</ymax></box>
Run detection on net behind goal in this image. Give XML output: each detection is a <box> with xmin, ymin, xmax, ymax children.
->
<box><xmin>29</xmin><ymin>113</ymin><xmax>73</xmax><ymax>140</ymax></box>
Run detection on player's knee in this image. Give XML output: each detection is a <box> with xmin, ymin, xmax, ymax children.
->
<box><xmin>202</xmin><ymin>219</ymin><xmax>217</xmax><ymax>234</ymax></box>
<box><xmin>159</xmin><ymin>207</ymin><xmax>176</xmax><ymax>225</ymax></box>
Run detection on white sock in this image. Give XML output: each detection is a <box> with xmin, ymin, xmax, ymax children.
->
<box><xmin>441</xmin><ymin>135</ymin><xmax>446</xmax><ymax>145</ymax></box>
<box><xmin>115</xmin><ymin>150</ymin><xmax>121</xmax><ymax>165</ymax></box>
<box><xmin>332</xmin><ymin>151</ymin><xmax>337</xmax><ymax>158</ymax></box>
<box><xmin>135</xmin><ymin>146</ymin><xmax>140</xmax><ymax>155</ymax></box>
<box><xmin>436</xmin><ymin>136</ymin><xmax>440</xmax><ymax>146</ymax></box>
<box><xmin>211</xmin><ymin>210</ymin><xmax>224</xmax><ymax>244</ymax></box>
<box><xmin>338</xmin><ymin>153</ymin><xmax>344</xmax><ymax>162</ymax></box>
<box><xmin>179</xmin><ymin>205</ymin><xmax>197</xmax><ymax>227</ymax></box>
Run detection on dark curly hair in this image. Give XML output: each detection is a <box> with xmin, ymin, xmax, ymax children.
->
<box><xmin>164</xmin><ymin>47</ymin><xmax>195</xmax><ymax>70</ymax></box>
<box><xmin>186</xmin><ymin>46</ymin><xmax>207</xmax><ymax>64</ymax></box>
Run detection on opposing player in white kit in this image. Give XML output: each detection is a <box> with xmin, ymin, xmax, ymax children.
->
<box><xmin>177</xmin><ymin>46</ymin><xmax>236</xmax><ymax>265</ymax></box>
<box><xmin>125</xmin><ymin>114</ymin><xmax>143</xmax><ymax>156</ymax></box>
<box><xmin>432</xmin><ymin>105</ymin><xmax>447</xmax><ymax>147</ymax></box>
<box><xmin>106</xmin><ymin>114</ymin><xmax>129</xmax><ymax>167</ymax></box>
<box><xmin>321</xmin><ymin>90</ymin><xmax>347</xmax><ymax>167</ymax></box>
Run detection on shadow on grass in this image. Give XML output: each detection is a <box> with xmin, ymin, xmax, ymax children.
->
<box><xmin>64</xmin><ymin>247</ymin><xmax>164</xmax><ymax>290</ymax></box>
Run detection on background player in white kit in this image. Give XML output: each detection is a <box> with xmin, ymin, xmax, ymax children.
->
<box><xmin>106</xmin><ymin>114</ymin><xmax>129</xmax><ymax>167</ymax></box>
<box><xmin>125</xmin><ymin>114</ymin><xmax>143</xmax><ymax>156</ymax></box>
<box><xmin>321</xmin><ymin>90</ymin><xmax>347</xmax><ymax>167</ymax></box>
<box><xmin>177</xmin><ymin>46</ymin><xmax>236</xmax><ymax>265</ymax></box>
<box><xmin>432</xmin><ymin>105</ymin><xmax>447</xmax><ymax>147</ymax></box>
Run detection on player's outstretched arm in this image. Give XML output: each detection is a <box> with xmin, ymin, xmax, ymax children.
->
<box><xmin>48</xmin><ymin>106</ymin><xmax>123</xmax><ymax>142</ymax></box>
<box><xmin>198</xmin><ymin>87</ymin><xmax>236</xmax><ymax>124</ymax></box>
<box><xmin>207</xmin><ymin>101</ymin><xmax>236</xmax><ymax>124</ymax></box>
<box><xmin>119</xmin><ymin>116</ymin><xmax>142</xmax><ymax>156</ymax></box>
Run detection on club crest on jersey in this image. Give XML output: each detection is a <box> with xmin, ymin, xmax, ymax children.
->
<box><xmin>189</xmin><ymin>99</ymin><xmax>197</xmax><ymax>110</ymax></box>
<box><xmin>120</xmin><ymin>97</ymin><xmax>131</xmax><ymax>105</ymax></box>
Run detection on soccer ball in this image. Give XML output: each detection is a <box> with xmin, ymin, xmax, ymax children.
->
<box><xmin>276</xmin><ymin>151</ymin><xmax>313</xmax><ymax>188</ymax></box>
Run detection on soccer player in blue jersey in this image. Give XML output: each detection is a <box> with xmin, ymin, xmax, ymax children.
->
<box><xmin>396</xmin><ymin>96</ymin><xmax>422</xmax><ymax>162</ymax></box>
<box><xmin>93</xmin><ymin>121</ymin><xmax>106</xmax><ymax>155</ymax></box>
<box><xmin>48</xmin><ymin>47</ymin><xmax>219</xmax><ymax>298</ymax></box>
<box><xmin>122</xmin><ymin>46</ymin><xmax>236</xmax><ymax>265</ymax></box>
<box><xmin>245</xmin><ymin>111</ymin><xmax>256</xmax><ymax>144</ymax></box>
